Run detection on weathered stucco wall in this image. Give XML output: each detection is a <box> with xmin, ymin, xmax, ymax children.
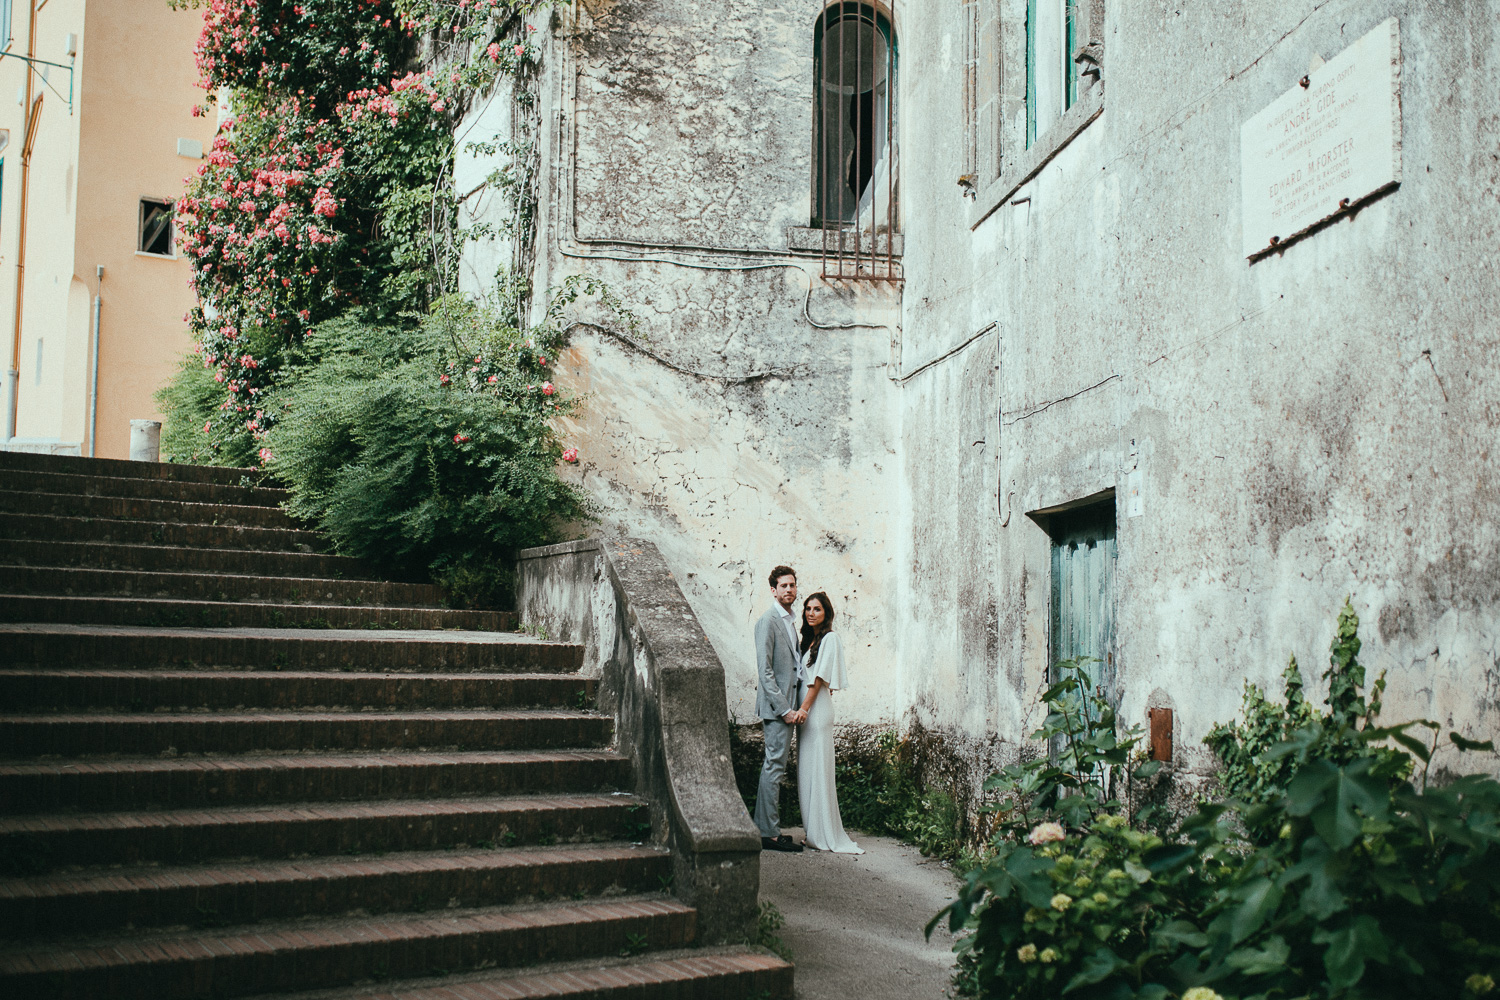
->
<box><xmin>458</xmin><ymin>0</ymin><xmax>909</xmax><ymax>725</ymax></box>
<box><xmin>461</xmin><ymin>0</ymin><xmax>1500</xmax><ymax>813</ymax></box>
<box><xmin>898</xmin><ymin>0</ymin><xmax>1500</xmax><ymax>791</ymax></box>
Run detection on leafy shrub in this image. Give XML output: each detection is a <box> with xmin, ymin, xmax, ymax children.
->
<box><xmin>935</xmin><ymin>607</ymin><xmax>1500</xmax><ymax>1000</ymax></box>
<box><xmin>264</xmin><ymin>292</ymin><xmax>592</xmax><ymax>591</ymax></box>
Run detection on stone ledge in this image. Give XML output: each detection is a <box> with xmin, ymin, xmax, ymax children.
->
<box><xmin>515</xmin><ymin>536</ymin><xmax>760</xmax><ymax>944</ymax></box>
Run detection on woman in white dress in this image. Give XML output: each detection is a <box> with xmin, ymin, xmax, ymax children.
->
<box><xmin>795</xmin><ymin>592</ymin><xmax>863</xmax><ymax>854</ymax></box>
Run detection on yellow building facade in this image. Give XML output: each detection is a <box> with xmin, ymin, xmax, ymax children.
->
<box><xmin>0</xmin><ymin>0</ymin><xmax>214</xmax><ymax>458</ymax></box>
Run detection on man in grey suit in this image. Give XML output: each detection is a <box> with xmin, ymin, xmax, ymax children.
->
<box><xmin>753</xmin><ymin>564</ymin><xmax>806</xmax><ymax>852</ymax></box>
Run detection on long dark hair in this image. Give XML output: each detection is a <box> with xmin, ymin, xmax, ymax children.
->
<box><xmin>799</xmin><ymin>592</ymin><xmax>835</xmax><ymax>662</ymax></box>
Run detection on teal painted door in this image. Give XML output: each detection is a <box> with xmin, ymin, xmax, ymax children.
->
<box><xmin>1049</xmin><ymin>503</ymin><xmax>1117</xmax><ymax>703</ymax></box>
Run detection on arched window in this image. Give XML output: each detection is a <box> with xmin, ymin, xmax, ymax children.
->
<box><xmin>813</xmin><ymin>3</ymin><xmax>897</xmax><ymax>234</ymax></box>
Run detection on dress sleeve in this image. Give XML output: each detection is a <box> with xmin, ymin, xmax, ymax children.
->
<box><xmin>813</xmin><ymin>631</ymin><xmax>849</xmax><ymax>690</ymax></box>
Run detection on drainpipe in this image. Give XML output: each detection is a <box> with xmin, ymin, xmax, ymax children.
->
<box><xmin>87</xmin><ymin>265</ymin><xmax>102</xmax><ymax>456</ymax></box>
<box><xmin>6</xmin><ymin>0</ymin><xmax>40</xmax><ymax>443</ymax></box>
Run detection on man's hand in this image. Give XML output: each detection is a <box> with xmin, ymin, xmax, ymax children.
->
<box><xmin>782</xmin><ymin>710</ymin><xmax>799</xmax><ymax>724</ymax></box>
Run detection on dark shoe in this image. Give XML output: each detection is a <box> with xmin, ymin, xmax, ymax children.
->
<box><xmin>761</xmin><ymin>836</ymin><xmax>805</xmax><ymax>852</ymax></box>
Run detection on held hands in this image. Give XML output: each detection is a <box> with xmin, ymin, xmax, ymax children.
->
<box><xmin>782</xmin><ymin>708</ymin><xmax>808</xmax><ymax>725</ymax></box>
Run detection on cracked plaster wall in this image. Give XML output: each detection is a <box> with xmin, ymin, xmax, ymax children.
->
<box><xmin>460</xmin><ymin>0</ymin><xmax>1500</xmax><ymax>802</ymax></box>
<box><xmin>898</xmin><ymin>0</ymin><xmax>1500</xmax><ymax>793</ymax></box>
<box><xmin>461</xmin><ymin>0</ymin><xmax>908</xmax><ymax>724</ymax></box>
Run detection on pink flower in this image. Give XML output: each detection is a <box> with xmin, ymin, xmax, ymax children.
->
<box><xmin>561</xmin><ymin>447</ymin><xmax>579</xmax><ymax>464</ymax></box>
<box><xmin>486</xmin><ymin>375</ymin><xmax>498</xmax><ymax>383</ymax></box>
<box><xmin>453</xmin><ymin>433</ymin><xmax>470</xmax><ymax>444</ymax></box>
<box><xmin>537</xmin><ymin>355</ymin><xmax>547</xmax><ymax>366</ymax></box>
<box><xmin>258</xmin><ymin>447</ymin><xmax>273</xmax><ymax>463</ymax></box>
<box><xmin>440</xmin><ymin>373</ymin><xmax>451</xmax><ymax>385</ymax></box>
<box><xmin>514</xmin><ymin>43</ymin><xmax>525</xmax><ymax>58</ymax></box>
<box><xmin>486</xmin><ymin>42</ymin><xmax>501</xmax><ymax>63</ymax></box>
<box><xmin>541</xmin><ymin>382</ymin><xmax>555</xmax><ymax>396</ymax></box>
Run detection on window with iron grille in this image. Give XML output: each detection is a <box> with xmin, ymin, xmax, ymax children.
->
<box><xmin>139</xmin><ymin>198</ymin><xmax>174</xmax><ymax>257</ymax></box>
<box><xmin>812</xmin><ymin>2</ymin><xmax>899</xmax><ymax>282</ymax></box>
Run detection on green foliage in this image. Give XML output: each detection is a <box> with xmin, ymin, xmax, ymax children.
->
<box><xmin>725</xmin><ymin>722</ymin><xmax>967</xmax><ymax>861</ymax></box>
<box><xmin>156</xmin><ymin>352</ymin><xmax>260</xmax><ymax>467</ymax></box>
<box><xmin>938</xmin><ymin>607</ymin><xmax>1500</xmax><ymax>1000</ymax></box>
<box><xmin>753</xmin><ymin>901</ymin><xmax>794</xmax><ymax>963</ymax></box>
<box><xmin>1204</xmin><ymin>601</ymin><xmax>1411</xmax><ymax>842</ymax></box>
<box><xmin>264</xmin><ymin>293</ymin><xmax>591</xmax><ymax>585</ymax></box>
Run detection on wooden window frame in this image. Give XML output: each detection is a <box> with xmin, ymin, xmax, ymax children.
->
<box><xmin>968</xmin><ymin>0</ymin><xmax>1105</xmax><ymax>230</ymax></box>
<box><xmin>138</xmin><ymin>197</ymin><xmax>175</xmax><ymax>258</ymax></box>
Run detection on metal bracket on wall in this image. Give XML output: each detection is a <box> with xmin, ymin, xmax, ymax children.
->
<box><xmin>2</xmin><ymin>51</ymin><xmax>76</xmax><ymax>113</ymax></box>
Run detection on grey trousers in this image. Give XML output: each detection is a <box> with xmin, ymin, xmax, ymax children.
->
<box><xmin>753</xmin><ymin>717</ymin><xmax>794</xmax><ymax>839</ymax></box>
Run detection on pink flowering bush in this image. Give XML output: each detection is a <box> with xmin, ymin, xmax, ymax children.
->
<box><xmin>161</xmin><ymin>0</ymin><xmax>554</xmax><ymax>467</ymax></box>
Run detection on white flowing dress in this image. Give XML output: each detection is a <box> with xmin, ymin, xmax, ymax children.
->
<box><xmin>797</xmin><ymin>631</ymin><xmax>863</xmax><ymax>854</ymax></box>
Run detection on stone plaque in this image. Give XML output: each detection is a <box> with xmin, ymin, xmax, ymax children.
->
<box><xmin>1241</xmin><ymin>18</ymin><xmax>1401</xmax><ymax>258</ymax></box>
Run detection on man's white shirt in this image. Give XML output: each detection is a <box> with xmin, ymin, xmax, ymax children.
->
<box><xmin>775</xmin><ymin>603</ymin><xmax>798</xmax><ymax>653</ymax></box>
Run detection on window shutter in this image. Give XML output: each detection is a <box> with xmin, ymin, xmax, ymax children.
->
<box><xmin>962</xmin><ymin>0</ymin><xmax>979</xmax><ymax>179</ymax></box>
<box><xmin>977</xmin><ymin>3</ymin><xmax>1002</xmax><ymax>185</ymax></box>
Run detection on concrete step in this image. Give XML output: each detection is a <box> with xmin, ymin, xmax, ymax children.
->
<box><xmin>0</xmin><ymin>488</ymin><xmax>301</xmax><ymax>530</ymax></box>
<box><xmin>0</xmin><ymin>843</ymin><xmax>671</xmax><ymax>938</ymax></box>
<box><xmin>0</xmin><ymin>467</ymin><xmax>289</xmax><ymax>508</ymax></box>
<box><xmin>0</xmin><ymin>749</ymin><xmax>632</xmax><ymax>813</ymax></box>
<box><xmin>0</xmin><ymin>450</ymin><xmax>257</xmax><ymax>486</ymax></box>
<box><xmin>0</xmin><ymin>565</ymin><xmax>445</xmax><ymax>607</ymax></box>
<box><xmin>0</xmin><ymin>594</ymin><xmax>513</xmax><ymax>630</ymax></box>
<box><xmin>0</xmin><ymin>510</ymin><xmax>326</xmax><ymax>552</ymax></box>
<box><xmin>0</xmin><ymin>793</ymin><xmax>649</xmax><ymax>869</ymax></box>
<box><xmin>0</xmin><ymin>708</ymin><xmax>612</xmax><ymax>756</ymax></box>
<box><xmin>0</xmin><ymin>625</ymin><xmax>574</xmax><ymax>672</ymax></box>
<box><xmin>0</xmin><ymin>537</ymin><xmax>380</xmax><ymax>580</ymax></box>
<box><xmin>0</xmin><ymin>670</ymin><xmax>594</xmax><ymax>713</ymax></box>
<box><xmin>0</xmin><ymin>896</ymin><xmax>696</xmax><ymax>999</ymax></box>
<box><xmin>245</xmin><ymin>949</ymin><xmax>796</xmax><ymax>1000</ymax></box>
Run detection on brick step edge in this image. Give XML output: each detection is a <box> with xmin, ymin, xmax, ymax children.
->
<box><xmin>0</xmin><ymin>794</ymin><xmax>648</xmax><ymax>868</ymax></box>
<box><xmin>0</xmin><ymin>451</ymin><xmax>260</xmax><ymax>486</ymax></box>
<box><xmin>0</xmin><ymin>748</ymin><xmax>632</xmax><ymax>812</ymax></box>
<box><xmin>0</xmin><ymin>670</ymin><xmax>594</xmax><ymax>712</ymax></box>
<box><xmin>0</xmin><ymin>538</ymin><xmax>383</xmax><ymax>580</ymax></box>
<box><xmin>0</xmin><ymin>708</ymin><xmax>613</xmax><ymax>756</ymax></box>
<box><xmin>0</xmin><ymin>897</ymin><xmax>698</xmax><ymax>999</ymax></box>
<box><xmin>0</xmin><ymin>843</ymin><xmax>672</xmax><ymax>937</ymax></box>
<box><xmin>241</xmin><ymin>947</ymin><xmax>796</xmax><ymax>1000</ymax></box>
<box><xmin>0</xmin><ymin>594</ymin><xmax>513</xmax><ymax>631</ymax></box>
<box><xmin>0</xmin><ymin>565</ymin><xmax>445</xmax><ymax>607</ymax></box>
<box><xmin>0</xmin><ymin>489</ymin><xmax>302</xmax><ymax>530</ymax></box>
<box><xmin>0</xmin><ymin>626</ymin><xmax>574</xmax><ymax>672</ymax></box>
<box><xmin>0</xmin><ymin>468</ymin><xmax>289</xmax><ymax>508</ymax></box>
<box><xmin>0</xmin><ymin>511</ymin><xmax>327</xmax><ymax>553</ymax></box>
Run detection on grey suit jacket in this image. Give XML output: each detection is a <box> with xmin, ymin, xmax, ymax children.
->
<box><xmin>754</xmin><ymin>606</ymin><xmax>802</xmax><ymax>721</ymax></box>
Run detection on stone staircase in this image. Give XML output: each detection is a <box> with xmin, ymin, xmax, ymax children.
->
<box><xmin>0</xmin><ymin>452</ymin><xmax>792</xmax><ymax>999</ymax></box>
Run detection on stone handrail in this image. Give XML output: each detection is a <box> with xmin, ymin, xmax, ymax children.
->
<box><xmin>515</xmin><ymin>537</ymin><xmax>760</xmax><ymax>944</ymax></box>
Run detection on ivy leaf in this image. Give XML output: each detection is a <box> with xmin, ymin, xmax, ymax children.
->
<box><xmin>1451</xmin><ymin>732</ymin><xmax>1496</xmax><ymax>752</ymax></box>
<box><xmin>1151</xmin><ymin>920</ymin><xmax>1208</xmax><ymax>951</ymax></box>
<box><xmin>1285</xmin><ymin>757</ymin><xmax>1389</xmax><ymax>849</ymax></box>
<box><xmin>1313</xmin><ymin>914</ymin><xmax>1387</xmax><ymax>989</ymax></box>
<box><xmin>1132</xmin><ymin>760</ymin><xmax>1163</xmax><ymax>780</ymax></box>
<box><xmin>1143</xmin><ymin>843</ymin><xmax>1196</xmax><ymax>875</ymax></box>
<box><xmin>1227</xmin><ymin>877</ymin><xmax>1283</xmax><ymax>945</ymax></box>
<box><xmin>1062</xmin><ymin>948</ymin><xmax>1127</xmax><ymax>994</ymax></box>
<box><xmin>1124</xmin><ymin>860</ymin><xmax>1153</xmax><ymax>884</ymax></box>
<box><xmin>1226</xmin><ymin>934</ymin><xmax>1291</xmax><ymax>975</ymax></box>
